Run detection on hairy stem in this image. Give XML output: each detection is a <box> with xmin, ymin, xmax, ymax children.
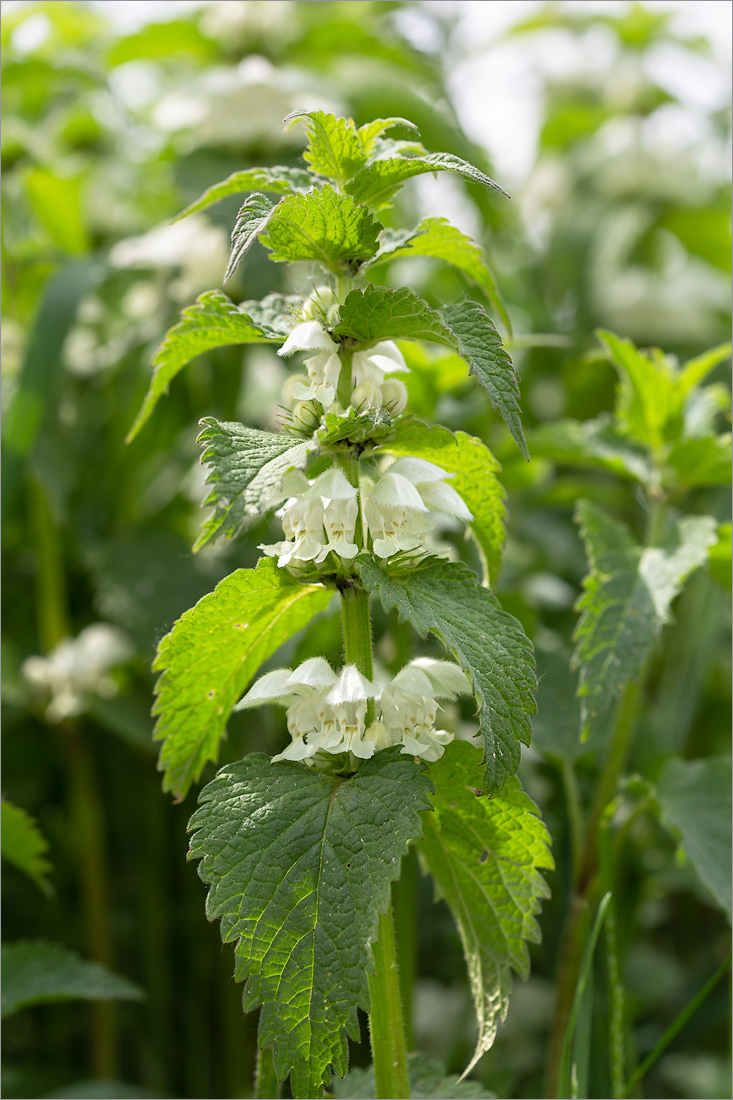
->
<box><xmin>340</xmin><ymin>585</ymin><xmax>410</xmax><ymax>1099</ymax></box>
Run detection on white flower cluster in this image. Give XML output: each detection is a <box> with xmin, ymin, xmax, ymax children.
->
<box><xmin>278</xmin><ymin>290</ymin><xmax>409</xmax><ymax>417</ymax></box>
<box><xmin>236</xmin><ymin>656</ymin><xmax>472</xmax><ymax>763</ymax></box>
<box><xmin>260</xmin><ymin>455</ymin><xmax>472</xmax><ymax>567</ymax></box>
<box><xmin>22</xmin><ymin>624</ymin><xmax>133</xmax><ymax>723</ymax></box>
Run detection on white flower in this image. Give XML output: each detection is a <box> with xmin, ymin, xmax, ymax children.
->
<box><xmin>22</xmin><ymin>624</ymin><xmax>133</xmax><ymax>723</ymax></box>
<box><xmin>363</xmin><ymin>456</ymin><xmax>472</xmax><ymax>560</ymax></box>
<box><xmin>278</xmin><ymin>321</ymin><xmax>342</xmax><ymax>409</ymax></box>
<box><xmin>301</xmin><ymin>285</ymin><xmax>340</xmax><ymax>327</ymax></box>
<box><xmin>372</xmin><ymin>657</ymin><xmax>472</xmax><ymax>763</ymax></box>
<box><xmin>352</xmin><ymin>341</ymin><xmax>408</xmax><ymax>385</ymax></box>
<box><xmin>260</xmin><ymin>466</ymin><xmax>358</xmax><ymax>566</ymax></box>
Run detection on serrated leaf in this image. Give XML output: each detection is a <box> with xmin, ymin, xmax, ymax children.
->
<box><xmin>1</xmin><ymin>941</ymin><xmax>144</xmax><ymax>1018</ymax></box>
<box><xmin>126</xmin><ymin>290</ymin><xmax>288</xmax><ymax>442</ymax></box>
<box><xmin>225</xmin><ymin>194</ymin><xmax>277</xmax><ymax>282</ymax></box>
<box><xmin>345</xmin><ymin>152</ymin><xmax>509</xmax><ymax>211</ymax></box>
<box><xmin>665</xmin><ymin>433</ymin><xmax>732</xmax><ymax>489</ymax></box>
<box><xmin>1</xmin><ymin>800</ymin><xmax>52</xmax><ymax>893</ymax></box>
<box><xmin>153</xmin><ymin>559</ymin><xmax>333</xmax><ymax>799</ymax></box>
<box><xmin>384</xmin><ymin>420</ymin><xmax>506</xmax><ymax>585</ymax></box>
<box><xmin>598</xmin><ymin>330</ymin><xmax>680</xmax><ymax>448</ymax></box>
<box><xmin>284</xmin><ymin>110</ymin><xmax>367</xmax><ymax>184</ymax></box>
<box><xmin>259</xmin><ymin>185</ymin><xmax>381</xmax><ymax>273</ymax></box>
<box><xmin>357</xmin><ymin>117</ymin><xmax>421</xmax><ymax>156</ymax></box>
<box><xmin>317</xmin><ymin>407</ymin><xmax>393</xmax><ymax>448</ymax></box>
<box><xmin>335</xmin><ymin>289</ymin><xmax>523</xmax><ymax>454</ymax></box>
<box><xmin>528</xmin><ymin>416</ymin><xmax>655</xmax><ymax>485</ymax></box>
<box><xmin>188</xmin><ymin>749</ymin><xmax>433</xmax><ymax>1098</ymax></box>
<box><xmin>573</xmin><ymin>501</ymin><xmax>718</xmax><ymax>738</ymax></box>
<box><xmin>175</xmin><ymin>165</ymin><xmax>320</xmax><ymax>221</ymax></box>
<box><xmin>677</xmin><ymin>342</ymin><xmax>732</xmax><ymax>399</ymax></box>
<box><xmin>334</xmin><ymin>1052</ymin><xmax>496</xmax><ymax>1099</ymax></box>
<box><xmin>419</xmin><ymin>741</ymin><xmax>552</xmax><ymax>1076</ymax></box>
<box><xmin>656</xmin><ymin>756</ymin><xmax>732</xmax><ymax>919</ymax></box>
<box><xmin>195</xmin><ymin>418</ymin><xmax>310</xmax><ymax>551</ymax></box>
<box><xmin>356</xmin><ymin>557</ymin><xmax>536</xmax><ymax>795</ymax></box>
<box><xmin>442</xmin><ymin>302</ymin><xmax>527</xmax><ymax>460</ymax></box>
<box><xmin>369</xmin><ymin>217</ymin><xmax>511</xmax><ymax>335</ymax></box>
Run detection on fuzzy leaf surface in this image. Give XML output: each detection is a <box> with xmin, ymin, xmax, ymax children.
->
<box><xmin>259</xmin><ymin>185</ymin><xmax>381</xmax><ymax>272</ymax></box>
<box><xmin>442</xmin><ymin>301</ymin><xmax>527</xmax><ymax>459</ymax></box>
<box><xmin>656</xmin><ymin>755</ymin><xmax>732</xmax><ymax>919</ymax></box>
<box><xmin>188</xmin><ymin>749</ymin><xmax>433</xmax><ymax>1097</ymax></box>
<box><xmin>1</xmin><ymin>800</ymin><xmax>52</xmax><ymax>893</ymax></box>
<box><xmin>195</xmin><ymin>419</ymin><xmax>309</xmax><ymax>551</ymax></box>
<box><xmin>369</xmin><ymin>217</ymin><xmax>511</xmax><ymax>334</ymax></box>
<box><xmin>334</xmin><ymin>284</ymin><xmax>458</xmax><ymax>347</ymax></box>
<box><xmin>356</xmin><ymin>117</ymin><xmax>421</xmax><ymax>156</ymax></box>
<box><xmin>2</xmin><ymin>941</ymin><xmax>144</xmax><ymax>1018</ymax></box>
<box><xmin>127</xmin><ymin>291</ymin><xmax>284</xmax><ymax>441</ymax></box>
<box><xmin>284</xmin><ymin>110</ymin><xmax>368</xmax><ymax>184</ymax></box>
<box><xmin>334</xmin><ymin>1052</ymin><xmax>496</xmax><ymax>1098</ymax></box>
<box><xmin>419</xmin><ymin>742</ymin><xmax>552</xmax><ymax>1075</ymax></box>
<box><xmin>153</xmin><ymin>559</ymin><xmax>333</xmax><ymax>799</ymax></box>
<box><xmin>573</xmin><ymin>501</ymin><xmax>718</xmax><ymax>737</ymax></box>
<box><xmin>175</xmin><ymin>166</ymin><xmax>320</xmax><ymax>221</ymax></box>
<box><xmin>357</xmin><ymin>557</ymin><xmax>536</xmax><ymax>795</ymax></box>
<box><xmin>528</xmin><ymin>416</ymin><xmax>654</xmax><ymax>485</ymax></box>
<box><xmin>225</xmin><ymin>194</ymin><xmax>277</xmax><ymax>282</ymax></box>
<box><xmin>384</xmin><ymin>420</ymin><xmax>506</xmax><ymax>585</ymax></box>
<box><xmin>345</xmin><ymin>152</ymin><xmax>509</xmax><ymax>210</ymax></box>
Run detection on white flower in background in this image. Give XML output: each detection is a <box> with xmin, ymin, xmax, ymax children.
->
<box><xmin>22</xmin><ymin>624</ymin><xmax>134</xmax><ymax>724</ymax></box>
<box><xmin>108</xmin><ymin>215</ymin><xmax>229</xmax><ymax>301</ymax></box>
<box><xmin>259</xmin><ymin>466</ymin><xmax>358</xmax><ymax>567</ymax></box>
<box><xmin>278</xmin><ymin>321</ymin><xmax>342</xmax><ymax>409</ymax></box>
<box><xmin>237</xmin><ymin>656</ymin><xmax>471</xmax><ymax>765</ymax></box>
<box><xmin>363</xmin><ymin>457</ymin><xmax>472</xmax><ymax>559</ymax></box>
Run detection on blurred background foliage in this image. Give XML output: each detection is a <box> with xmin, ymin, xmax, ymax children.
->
<box><xmin>1</xmin><ymin>1</ymin><xmax>730</xmax><ymax>1098</ymax></box>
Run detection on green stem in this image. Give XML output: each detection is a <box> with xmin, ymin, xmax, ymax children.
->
<box><xmin>255</xmin><ymin>1044</ymin><xmax>281</xmax><ymax>1100</ymax></box>
<box><xmin>340</xmin><ymin>586</ymin><xmax>410</xmax><ymax>1099</ymax></box>
<box><xmin>562</xmin><ymin>759</ymin><xmax>584</xmax><ymax>889</ymax></box>
<box><xmin>600</xmin><ymin>805</ymin><xmax>626</xmax><ymax>1097</ymax></box>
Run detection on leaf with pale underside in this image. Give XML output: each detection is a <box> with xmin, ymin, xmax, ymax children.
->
<box><xmin>153</xmin><ymin>559</ymin><xmax>333</xmax><ymax>799</ymax></box>
<box><xmin>419</xmin><ymin>741</ymin><xmax>552</xmax><ymax>1077</ymax></box>
<box><xmin>357</xmin><ymin>557</ymin><xmax>536</xmax><ymax>796</ymax></box>
<box><xmin>345</xmin><ymin>152</ymin><xmax>509</xmax><ymax>210</ymax></box>
<box><xmin>284</xmin><ymin>109</ymin><xmax>368</xmax><ymax>184</ymax></box>
<box><xmin>126</xmin><ymin>290</ymin><xmax>289</xmax><ymax>442</ymax></box>
<box><xmin>188</xmin><ymin>749</ymin><xmax>433</xmax><ymax>1098</ymax></box>
<box><xmin>1</xmin><ymin>800</ymin><xmax>52</xmax><ymax>894</ymax></box>
<box><xmin>573</xmin><ymin>501</ymin><xmax>718</xmax><ymax>738</ymax></box>
<box><xmin>368</xmin><ymin>217</ymin><xmax>511</xmax><ymax>334</ymax></box>
<box><xmin>175</xmin><ymin>166</ymin><xmax>321</xmax><ymax>221</ymax></box>
<box><xmin>259</xmin><ymin>185</ymin><xmax>381</xmax><ymax>272</ymax></box>
<box><xmin>384</xmin><ymin>419</ymin><xmax>506</xmax><ymax>585</ymax></box>
<box><xmin>194</xmin><ymin>418</ymin><xmax>310</xmax><ymax>551</ymax></box>
<box><xmin>225</xmin><ymin>194</ymin><xmax>277</xmax><ymax>282</ymax></box>
<box><xmin>2</xmin><ymin>941</ymin><xmax>144</xmax><ymax>1018</ymax></box>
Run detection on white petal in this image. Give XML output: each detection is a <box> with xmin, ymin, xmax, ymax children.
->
<box><xmin>312</xmin><ymin>467</ymin><xmax>358</xmax><ymax>503</ymax></box>
<box><xmin>387</xmin><ymin>456</ymin><xmax>452</xmax><ymax>484</ymax></box>
<box><xmin>353</xmin><ymin>341</ymin><xmax>408</xmax><ymax>376</ymax></box>
<box><xmin>272</xmin><ymin>738</ymin><xmax>317</xmax><ymax>762</ymax></box>
<box><xmin>236</xmin><ymin>667</ymin><xmax>293</xmax><ymax>709</ymax></box>
<box><xmin>287</xmin><ymin>657</ymin><xmax>337</xmax><ymax>690</ymax></box>
<box><xmin>419</xmin><ymin>480</ymin><xmax>473</xmax><ymax>520</ymax></box>
<box><xmin>278</xmin><ymin>321</ymin><xmax>336</xmax><ymax>357</ymax></box>
<box><xmin>280</xmin><ymin>468</ymin><xmax>312</xmax><ymax>496</ymax></box>
<box><xmin>326</xmin><ymin>665</ymin><xmax>376</xmax><ymax>705</ymax></box>
<box><xmin>410</xmin><ymin>658</ymin><xmax>472</xmax><ymax>697</ymax></box>
<box><xmin>368</xmin><ymin>472</ymin><xmax>428</xmax><ymax>512</ymax></box>
<box><xmin>389</xmin><ymin>665</ymin><xmax>436</xmax><ymax>698</ymax></box>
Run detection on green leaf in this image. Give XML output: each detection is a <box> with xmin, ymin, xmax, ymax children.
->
<box><xmin>175</xmin><ymin>166</ymin><xmax>320</xmax><ymax>221</ymax></box>
<box><xmin>368</xmin><ymin>217</ymin><xmax>511</xmax><ymax>335</ymax></box>
<box><xmin>259</xmin><ymin>185</ymin><xmax>381</xmax><ymax>273</ymax></box>
<box><xmin>225</xmin><ymin>194</ymin><xmax>277</xmax><ymax>282</ymax></box>
<box><xmin>345</xmin><ymin>153</ymin><xmax>509</xmax><ymax>211</ymax></box>
<box><xmin>677</xmin><ymin>343</ymin><xmax>732</xmax><ymax>399</ymax></box>
<box><xmin>708</xmin><ymin>523</ymin><xmax>732</xmax><ymax>590</ymax></box>
<box><xmin>153</xmin><ymin>559</ymin><xmax>333</xmax><ymax>799</ymax></box>
<box><xmin>419</xmin><ymin>742</ymin><xmax>552</xmax><ymax>1076</ymax></box>
<box><xmin>356</xmin><ymin>117</ymin><xmax>421</xmax><ymax>156</ymax></box>
<box><xmin>126</xmin><ymin>291</ymin><xmax>288</xmax><ymax>442</ymax></box>
<box><xmin>284</xmin><ymin>110</ymin><xmax>368</xmax><ymax>184</ymax></box>
<box><xmin>188</xmin><ymin>749</ymin><xmax>433</xmax><ymax>1098</ymax></box>
<box><xmin>356</xmin><ymin>557</ymin><xmax>536</xmax><ymax>795</ymax></box>
<box><xmin>316</xmin><ymin>407</ymin><xmax>393</xmax><ymax>449</ymax></box>
<box><xmin>531</xmin><ymin>643</ymin><xmax>585</xmax><ymax>761</ymax></box>
<box><xmin>665</xmin><ymin>434</ymin><xmax>732</xmax><ymax>490</ymax></box>
<box><xmin>334</xmin><ymin>1052</ymin><xmax>496</xmax><ymax>1099</ymax></box>
<box><xmin>528</xmin><ymin>416</ymin><xmax>654</xmax><ymax>485</ymax></box>
<box><xmin>442</xmin><ymin>301</ymin><xmax>527</xmax><ymax>460</ymax></box>
<box><xmin>383</xmin><ymin>420</ymin><xmax>506</xmax><ymax>585</ymax></box>
<box><xmin>573</xmin><ymin>501</ymin><xmax>718</xmax><ymax>738</ymax></box>
<box><xmin>195</xmin><ymin>418</ymin><xmax>310</xmax><ymax>552</ymax></box>
<box><xmin>1</xmin><ymin>800</ymin><xmax>52</xmax><ymax>893</ymax></box>
<box><xmin>1</xmin><ymin>941</ymin><xmax>144</xmax><ymax>1018</ymax></box>
<box><xmin>656</xmin><ymin>756</ymin><xmax>732</xmax><ymax>919</ymax></box>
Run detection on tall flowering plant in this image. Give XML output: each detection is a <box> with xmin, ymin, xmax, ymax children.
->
<box><xmin>128</xmin><ymin>112</ymin><xmax>552</xmax><ymax>1100</ymax></box>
